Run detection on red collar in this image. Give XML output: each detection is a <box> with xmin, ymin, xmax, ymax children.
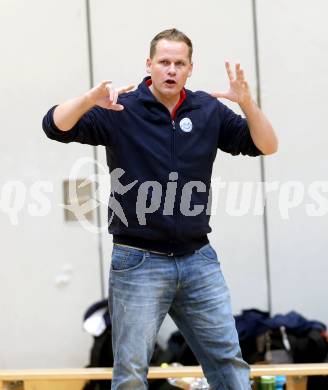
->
<box><xmin>146</xmin><ymin>78</ymin><xmax>186</xmax><ymax>119</ymax></box>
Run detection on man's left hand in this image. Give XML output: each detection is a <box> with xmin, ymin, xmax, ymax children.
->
<box><xmin>211</xmin><ymin>62</ymin><xmax>252</xmax><ymax>106</ymax></box>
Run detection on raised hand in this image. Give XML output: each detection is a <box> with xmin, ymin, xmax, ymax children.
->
<box><xmin>211</xmin><ymin>62</ymin><xmax>252</xmax><ymax>105</ymax></box>
<box><xmin>86</xmin><ymin>80</ymin><xmax>135</xmax><ymax>111</ymax></box>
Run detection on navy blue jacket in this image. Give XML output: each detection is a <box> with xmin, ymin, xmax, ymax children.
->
<box><xmin>43</xmin><ymin>77</ymin><xmax>262</xmax><ymax>255</ymax></box>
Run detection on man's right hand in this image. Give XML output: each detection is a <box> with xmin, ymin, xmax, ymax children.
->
<box><xmin>53</xmin><ymin>81</ymin><xmax>135</xmax><ymax>131</ymax></box>
<box><xmin>85</xmin><ymin>80</ymin><xmax>135</xmax><ymax>111</ymax></box>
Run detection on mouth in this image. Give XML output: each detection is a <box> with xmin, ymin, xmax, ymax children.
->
<box><xmin>164</xmin><ymin>79</ymin><xmax>177</xmax><ymax>86</ymax></box>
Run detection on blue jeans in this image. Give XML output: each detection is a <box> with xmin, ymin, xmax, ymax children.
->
<box><xmin>108</xmin><ymin>243</ymin><xmax>250</xmax><ymax>390</ymax></box>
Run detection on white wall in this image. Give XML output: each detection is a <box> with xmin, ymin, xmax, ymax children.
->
<box><xmin>0</xmin><ymin>0</ymin><xmax>103</xmax><ymax>368</ymax></box>
<box><xmin>0</xmin><ymin>0</ymin><xmax>327</xmax><ymax>367</ymax></box>
<box><xmin>257</xmin><ymin>0</ymin><xmax>328</xmax><ymax>323</ymax></box>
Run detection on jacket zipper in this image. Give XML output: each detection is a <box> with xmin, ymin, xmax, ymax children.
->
<box><xmin>171</xmin><ymin>119</ymin><xmax>178</xmax><ymax>246</ymax></box>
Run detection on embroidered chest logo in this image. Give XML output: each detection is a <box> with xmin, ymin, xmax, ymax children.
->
<box><xmin>179</xmin><ymin>117</ymin><xmax>193</xmax><ymax>133</ymax></box>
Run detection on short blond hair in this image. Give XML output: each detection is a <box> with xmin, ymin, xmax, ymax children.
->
<box><xmin>150</xmin><ymin>28</ymin><xmax>193</xmax><ymax>61</ymax></box>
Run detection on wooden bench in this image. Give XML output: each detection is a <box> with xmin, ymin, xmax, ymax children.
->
<box><xmin>1</xmin><ymin>364</ymin><xmax>328</xmax><ymax>389</ymax></box>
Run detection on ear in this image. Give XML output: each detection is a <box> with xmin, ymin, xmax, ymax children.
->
<box><xmin>187</xmin><ymin>62</ymin><xmax>193</xmax><ymax>78</ymax></box>
<box><xmin>146</xmin><ymin>58</ymin><xmax>152</xmax><ymax>74</ymax></box>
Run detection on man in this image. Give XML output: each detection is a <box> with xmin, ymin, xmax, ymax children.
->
<box><xmin>43</xmin><ymin>28</ymin><xmax>277</xmax><ymax>389</ymax></box>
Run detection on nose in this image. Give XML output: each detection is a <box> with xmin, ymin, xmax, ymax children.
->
<box><xmin>168</xmin><ymin>63</ymin><xmax>176</xmax><ymax>75</ymax></box>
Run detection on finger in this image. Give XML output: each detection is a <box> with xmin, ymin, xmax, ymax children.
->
<box><xmin>236</xmin><ymin>64</ymin><xmax>245</xmax><ymax>81</ymax></box>
<box><xmin>242</xmin><ymin>80</ymin><xmax>249</xmax><ymax>89</ymax></box>
<box><xmin>211</xmin><ymin>91</ymin><xmax>228</xmax><ymax>99</ymax></box>
<box><xmin>117</xmin><ymin>84</ymin><xmax>135</xmax><ymax>95</ymax></box>
<box><xmin>225</xmin><ymin>61</ymin><xmax>234</xmax><ymax>81</ymax></box>
<box><xmin>105</xmin><ymin>83</ymin><xmax>112</xmax><ymax>100</ymax></box>
<box><xmin>103</xmin><ymin>81</ymin><xmax>112</xmax><ymax>96</ymax></box>
<box><xmin>237</xmin><ymin>69</ymin><xmax>245</xmax><ymax>81</ymax></box>
<box><xmin>110</xmin><ymin>104</ymin><xmax>124</xmax><ymax>111</ymax></box>
<box><xmin>113</xmin><ymin>89</ymin><xmax>118</xmax><ymax>105</ymax></box>
<box><xmin>101</xmin><ymin>80</ymin><xmax>112</xmax><ymax>86</ymax></box>
<box><xmin>109</xmin><ymin>85</ymin><xmax>114</xmax><ymax>102</ymax></box>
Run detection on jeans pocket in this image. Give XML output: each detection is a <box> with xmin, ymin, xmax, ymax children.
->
<box><xmin>111</xmin><ymin>246</ymin><xmax>147</xmax><ymax>273</ymax></box>
<box><xmin>197</xmin><ymin>244</ymin><xmax>218</xmax><ymax>263</ymax></box>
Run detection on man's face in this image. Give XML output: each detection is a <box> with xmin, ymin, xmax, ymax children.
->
<box><xmin>146</xmin><ymin>39</ymin><xmax>193</xmax><ymax>99</ymax></box>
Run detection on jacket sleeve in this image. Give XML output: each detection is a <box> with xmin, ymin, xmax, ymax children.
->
<box><xmin>217</xmin><ymin>101</ymin><xmax>263</xmax><ymax>157</ymax></box>
<box><xmin>42</xmin><ymin>105</ymin><xmax>115</xmax><ymax>146</ymax></box>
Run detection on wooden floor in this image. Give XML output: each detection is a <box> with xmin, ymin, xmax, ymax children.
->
<box><xmin>1</xmin><ymin>363</ymin><xmax>328</xmax><ymax>389</ymax></box>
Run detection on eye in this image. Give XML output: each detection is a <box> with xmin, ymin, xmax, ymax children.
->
<box><xmin>160</xmin><ymin>60</ymin><xmax>170</xmax><ymax>66</ymax></box>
